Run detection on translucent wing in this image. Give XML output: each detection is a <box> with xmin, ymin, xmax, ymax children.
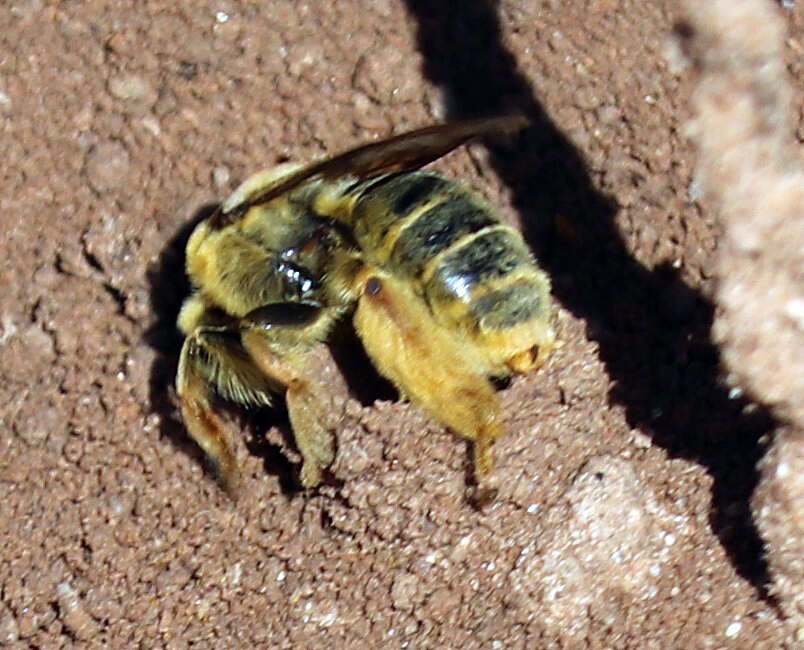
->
<box><xmin>212</xmin><ymin>114</ymin><xmax>527</xmax><ymax>228</ymax></box>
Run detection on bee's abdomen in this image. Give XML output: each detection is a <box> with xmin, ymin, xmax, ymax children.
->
<box><xmin>353</xmin><ymin>172</ymin><xmax>548</xmax><ymax>336</ymax></box>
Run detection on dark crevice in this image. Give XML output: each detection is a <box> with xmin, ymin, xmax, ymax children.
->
<box><xmin>102</xmin><ymin>282</ymin><xmax>127</xmax><ymax>315</ymax></box>
<box><xmin>145</xmin><ymin>205</ymin><xmax>219</xmax><ymax>489</ymax></box>
<box><xmin>81</xmin><ymin>246</ymin><xmax>104</xmax><ymax>273</ymax></box>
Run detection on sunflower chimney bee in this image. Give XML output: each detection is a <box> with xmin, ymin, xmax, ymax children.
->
<box><xmin>176</xmin><ymin>114</ymin><xmax>555</xmax><ymax>500</ymax></box>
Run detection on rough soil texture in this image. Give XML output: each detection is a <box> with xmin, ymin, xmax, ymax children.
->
<box><xmin>681</xmin><ymin>0</ymin><xmax>804</xmax><ymax>634</ymax></box>
<box><xmin>0</xmin><ymin>1</ymin><xmax>801</xmax><ymax>648</ymax></box>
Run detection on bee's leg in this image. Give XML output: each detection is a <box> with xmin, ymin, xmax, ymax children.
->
<box><xmin>176</xmin><ymin>326</ymin><xmax>274</xmax><ymax>493</ymax></box>
<box><xmin>239</xmin><ymin>303</ymin><xmax>338</xmax><ymax>488</ymax></box>
<box><xmin>352</xmin><ymin>271</ymin><xmax>503</xmax><ymax>501</ymax></box>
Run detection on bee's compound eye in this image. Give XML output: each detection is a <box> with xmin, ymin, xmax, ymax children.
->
<box><xmin>365</xmin><ymin>277</ymin><xmax>382</xmax><ymax>296</ymax></box>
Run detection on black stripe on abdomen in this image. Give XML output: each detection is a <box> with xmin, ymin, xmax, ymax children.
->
<box><xmin>427</xmin><ymin>228</ymin><xmax>531</xmax><ymax>299</ymax></box>
<box><xmin>350</xmin><ymin>173</ymin><xmax>450</xmax><ymax>254</ymax></box>
<box><xmin>390</xmin><ymin>194</ymin><xmax>496</xmax><ymax>275</ymax></box>
<box><xmin>470</xmin><ymin>280</ymin><xmax>547</xmax><ymax>330</ymax></box>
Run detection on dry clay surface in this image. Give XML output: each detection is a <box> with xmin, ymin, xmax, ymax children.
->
<box><xmin>1</xmin><ymin>1</ymin><xmax>802</xmax><ymax>648</ymax></box>
<box><xmin>682</xmin><ymin>0</ymin><xmax>804</xmax><ymax>633</ymax></box>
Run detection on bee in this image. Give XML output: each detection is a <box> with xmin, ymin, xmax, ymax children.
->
<box><xmin>176</xmin><ymin>115</ymin><xmax>556</xmax><ymax>500</ymax></box>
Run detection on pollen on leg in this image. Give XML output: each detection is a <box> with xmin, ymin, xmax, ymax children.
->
<box><xmin>508</xmin><ymin>347</ymin><xmax>536</xmax><ymax>373</ymax></box>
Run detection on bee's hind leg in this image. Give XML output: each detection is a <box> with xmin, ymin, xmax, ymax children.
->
<box><xmin>239</xmin><ymin>303</ymin><xmax>339</xmax><ymax>488</ymax></box>
<box><xmin>352</xmin><ymin>270</ymin><xmax>504</xmax><ymax>503</ymax></box>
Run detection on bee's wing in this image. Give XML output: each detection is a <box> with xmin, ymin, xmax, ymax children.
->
<box><xmin>216</xmin><ymin>114</ymin><xmax>527</xmax><ymax>225</ymax></box>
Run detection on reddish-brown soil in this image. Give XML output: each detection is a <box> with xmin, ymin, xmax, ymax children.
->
<box><xmin>1</xmin><ymin>1</ymin><xmax>801</xmax><ymax>647</ymax></box>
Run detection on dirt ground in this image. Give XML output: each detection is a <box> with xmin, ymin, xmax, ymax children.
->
<box><xmin>1</xmin><ymin>1</ymin><xmax>802</xmax><ymax>648</ymax></box>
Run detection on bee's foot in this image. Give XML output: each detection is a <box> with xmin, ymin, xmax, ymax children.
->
<box><xmin>300</xmin><ymin>460</ymin><xmax>323</xmax><ymax>489</ymax></box>
<box><xmin>467</xmin><ymin>481</ymin><xmax>499</xmax><ymax>509</ymax></box>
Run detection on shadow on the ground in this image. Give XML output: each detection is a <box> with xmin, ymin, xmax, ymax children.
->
<box><xmin>402</xmin><ymin>0</ymin><xmax>774</xmax><ymax>593</ymax></box>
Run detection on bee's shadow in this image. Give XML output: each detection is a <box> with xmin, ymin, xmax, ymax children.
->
<box><xmin>143</xmin><ymin>206</ymin><xmax>236</xmax><ymax>491</ymax></box>
<box><xmin>403</xmin><ymin>0</ymin><xmax>775</xmax><ymax>594</ymax></box>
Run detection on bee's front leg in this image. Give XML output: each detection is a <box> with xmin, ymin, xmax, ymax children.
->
<box><xmin>239</xmin><ymin>303</ymin><xmax>340</xmax><ymax>488</ymax></box>
<box><xmin>177</xmin><ymin>325</ymin><xmax>275</xmax><ymax>493</ymax></box>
